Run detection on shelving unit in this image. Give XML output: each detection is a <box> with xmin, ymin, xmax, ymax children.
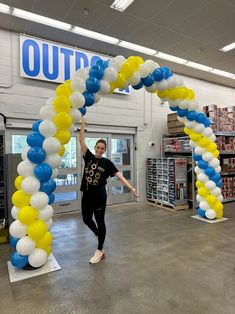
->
<box><xmin>0</xmin><ymin>132</ymin><xmax>5</xmax><ymax>223</ymax></box>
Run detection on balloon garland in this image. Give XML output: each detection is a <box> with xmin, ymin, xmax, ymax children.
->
<box><xmin>9</xmin><ymin>55</ymin><xmax>223</xmax><ymax>268</ymax></box>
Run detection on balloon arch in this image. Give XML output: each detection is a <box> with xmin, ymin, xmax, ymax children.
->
<box><xmin>9</xmin><ymin>55</ymin><xmax>223</xmax><ymax>269</ymax></box>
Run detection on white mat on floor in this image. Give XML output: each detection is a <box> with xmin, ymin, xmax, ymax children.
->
<box><xmin>191</xmin><ymin>215</ymin><xmax>228</xmax><ymax>224</ymax></box>
<box><xmin>7</xmin><ymin>254</ymin><xmax>61</xmax><ymax>283</ymax></box>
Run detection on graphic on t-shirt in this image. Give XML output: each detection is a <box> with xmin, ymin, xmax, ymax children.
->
<box><xmin>85</xmin><ymin>160</ymin><xmax>104</xmax><ymax>186</ymax></box>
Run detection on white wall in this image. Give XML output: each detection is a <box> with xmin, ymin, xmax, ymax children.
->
<box><xmin>1</xmin><ymin>29</ymin><xmax>235</xmax><ymax>201</ymax></box>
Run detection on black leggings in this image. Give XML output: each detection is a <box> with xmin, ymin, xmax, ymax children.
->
<box><xmin>81</xmin><ymin>188</ymin><xmax>107</xmax><ymax>250</ymax></box>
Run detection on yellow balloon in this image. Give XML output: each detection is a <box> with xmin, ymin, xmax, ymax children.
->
<box><xmin>55</xmin><ymin>84</ymin><xmax>67</xmax><ymax>97</ymax></box>
<box><xmin>207</xmin><ymin>142</ymin><xmax>217</xmax><ymax>153</ymax></box>
<box><xmin>196</xmin><ymin>181</ymin><xmax>204</xmax><ymax>189</ymax></box>
<box><xmin>55</xmin><ymin>129</ymin><xmax>71</xmax><ymax>145</ymax></box>
<box><xmin>28</xmin><ymin>220</ymin><xmax>47</xmax><ymax>241</ymax></box>
<box><xmin>213</xmin><ymin>150</ymin><xmax>220</xmax><ymax>158</ymax></box>
<box><xmin>184</xmin><ymin>127</ymin><xmax>193</xmax><ymax>136</ymax></box>
<box><xmin>65</xmin><ymin>80</ymin><xmax>73</xmax><ymax>96</ymax></box>
<box><xmin>168</xmin><ymin>88</ymin><xmax>178</xmax><ymax>100</ymax></box>
<box><xmin>198</xmin><ymin>137</ymin><xmax>210</xmax><ymax>148</ymax></box>
<box><xmin>212</xmin><ymin>201</ymin><xmax>223</xmax><ymax>212</ymax></box>
<box><xmin>216</xmin><ymin>210</ymin><xmax>223</xmax><ymax>219</ymax></box>
<box><xmin>18</xmin><ymin>206</ymin><xmax>38</xmax><ymax>225</ymax></box>
<box><xmin>179</xmin><ymin>87</ymin><xmax>189</xmax><ymax>99</ymax></box>
<box><xmin>136</xmin><ymin>56</ymin><xmax>144</xmax><ymax>65</ymax></box>
<box><xmin>109</xmin><ymin>83</ymin><xmax>116</xmax><ymax>94</ymax></box>
<box><xmin>12</xmin><ymin>190</ymin><xmax>30</xmax><ymax>208</ymax></box>
<box><xmin>15</xmin><ymin>176</ymin><xmax>24</xmax><ymax>190</ymax></box>
<box><xmin>58</xmin><ymin>145</ymin><xmax>65</xmax><ymax>157</ymax></box>
<box><xmin>44</xmin><ymin>246</ymin><xmax>52</xmax><ymax>256</ymax></box>
<box><xmin>127</xmin><ymin>56</ymin><xmax>139</xmax><ymax>69</ymax></box>
<box><xmin>198</xmin><ymin>187</ymin><xmax>209</xmax><ymax>198</ymax></box>
<box><xmin>115</xmin><ymin>73</ymin><xmax>126</xmax><ymax>89</ymax></box>
<box><xmin>187</xmin><ymin>89</ymin><xmax>195</xmax><ymax>100</ymax></box>
<box><xmin>53</xmin><ymin>96</ymin><xmax>71</xmax><ymax>113</ymax></box>
<box><xmin>54</xmin><ymin>112</ymin><xmax>72</xmax><ymax>129</ymax></box>
<box><xmin>157</xmin><ymin>90</ymin><xmax>169</xmax><ymax>99</ymax></box>
<box><xmin>190</xmin><ymin>133</ymin><xmax>202</xmax><ymax>142</ymax></box>
<box><xmin>120</xmin><ymin>62</ymin><xmax>135</xmax><ymax>79</ymax></box>
<box><xmin>37</xmin><ymin>231</ymin><xmax>53</xmax><ymax>248</ymax></box>
<box><xmin>206</xmin><ymin>195</ymin><xmax>217</xmax><ymax>206</ymax></box>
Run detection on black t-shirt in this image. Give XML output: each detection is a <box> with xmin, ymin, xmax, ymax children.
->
<box><xmin>80</xmin><ymin>149</ymin><xmax>119</xmax><ymax>192</ymax></box>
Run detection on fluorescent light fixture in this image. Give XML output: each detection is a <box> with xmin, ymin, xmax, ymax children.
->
<box><xmin>72</xmin><ymin>26</ymin><xmax>119</xmax><ymax>44</ymax></box>
<box><xmin>0</xmin><ymin>3</ymin><xmax>10</xmax><ymax>13</ymax></box>
<box><xmin>119</xmin><ymin>41</ymin><xmax>156</xmax><ymax>55</ymax></box>
<box><xmin>220</xmin><ymin>42</ymin><xmax>235</xmax><ymax>52</ymax></box>
<box><xmin>12</xmin><ymin>8</ymin><xmax>71</xmax><ymax>30</ymax></box>
<box><xmin>209</xmin><ymin>69</ymin><xmax>234</xmax><ymax>78</ymax></box>
<box><xmin>155</xmin><ymin>52</ymin><xmax>188</xmax><ymax>64</ymax></box>
<box><xmin>186</xmin><ymin>61</ymin><xmax>213</xmax><ymax>72</ymax></box>
<box><xmin>111</xmin><ymin>0</ymin><xmax>135</xmax><ymax>12</ymax></box>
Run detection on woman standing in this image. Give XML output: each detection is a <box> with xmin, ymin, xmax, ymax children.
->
<box><xmin>79</xmin><ymin>118</ymin><xmax>137</xmax><ymax>264</ymax></box>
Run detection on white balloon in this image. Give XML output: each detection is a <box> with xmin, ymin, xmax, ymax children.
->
<box><xmin>185</xmin><ymin>121</ymin><xmax>197</xmax><ymax>129</ymax></box>
<box><xmin>38</xmin><ymin>205</ymin><xmax>53</xmax><ymax>221</ymax></box>
<box><xmin>17</xmin><ymin>160</ymin><xmax>35</xmax><ymax>177</ymax></box>
<box><xmin>198</xmin><ymin>173</ymin><xmax>209</xmax><ymax>183</ymax></box>
<box><xmin>21</xmin><ymin>146</ymin><xmax>30</xmax><ymax>161</ymax></box>
<box><xmin>176</xmin><ymin>77</ymin><xmax>184</xmax><ymax>87</ymax></box>
<box><xmin>46</xmin><ymin>97</ymin><xmax>55</xmax><ymax>107</ymax></box>
<box><xmin>30</xmin><ymin>192</ymin><xmax>49</xmax><ymax>210</ymax></box>
<box><xmin>194</xmin><ymin>146</ymin><xmax>206</xmax><ymax>155</ymax></box>
<box><xmin>202</xmin><ymin>127</ymin><xmax>213</xmax><ymax>137</ymax></box>
<box><xmin>205</xmin><ymin>180</ymin><xmax>216</xmax><ymax>190</ymax></box>
<box><xmin>11</xmin><ymin>206</ymin><xmax>19</xmax><ymax>220</ymax></box>
<box><xmin>21</xmin><ymin>176</ymin><xmax>40</xmax><ymax>194</ymax></box>
<box><xmin>168</xmin><ymin>99</ymin><xmax>180</xmax><ymax>107</ymax></box>
<box><xmin>145</xmin><ymin>59</ymin><xmax>158</xmax><ymax>71</ymax></box>
<box><xmin>74</xmin><ymin>68</ymin><xmax>89</xmax><ymax>80</ymax></box>
<box><xmin>139</xmin><ymin>63</ymin><xmax>151</xmax><ymax>77</ymax></box>
<box><xmin>45</xmin><ymin>153</ymin><xmax>61</xmax><ymax>168</ymax></box>
<box><xmin>9</xmin><ymin>220</ymin><xmax>27</xmax><ymax>238</ymax></box>
<box><xmin>103</xmin><ymin>67</ymin><xmax>118</xmax><ymax>82</ymax></box>
<box><xmin>116</xmin><ymin>55</ymin><xmax>126</xmax><ymax>64</ymax></box>
<box><xmin>202</xmin><ymin>152</ymin><xmax>213</xmax><ymax>162</ymax></box>
<box><xmin>189</xmin><ymin>140</ymin><xmax>196</xmax><ymax>148</ymax></box>
<box><xmin>39</xmin><ymin>120</ymin><xmax>57</xmax><ymax>138</ymax></box>
<box><xmin>178</xmin><ymin>99</ymin><xmax>190</xmax><ymax>110</ymax></box>
<box><xmin>28</xmin><ymin>248</ymin><xmax>47</xmax><ymax>268</ymax></box>
<box><xmin>209</xmin><ymin>134</ymin><xmax>216</xmax><ymax>142</ymax></box>
<box><xmin>195</xmin><ymin>166</ymin><xmax>203</xmax><ymax>174</ymax></box>
<box><xmin>69</xmin><ymin>92</ymin><xmax>85</xmax><ymax>109</ymax></box>
<box><xmin>51</xmin><ymin>168</ymin><xmax>59</xmax><ymax>179</ymax></box>
<box><xmin>69</xmin><ymin>108</ymin><xmax>82</xmax><ymax>123</ymax></box>
<box><xmin>199</xmin><ymin>201</ymin><xmax>210</xmax><ymax>211</ymax></box>
<box><xmin>39</xmin><ymin>105</ymin><xmax>56</xmax><ymax>121</ymax></box>
<box><xmin>108</xmin><ymin>58</ymin><xmax>120</xmax><ymax>71</ymax></box>
<box><xmin>45</xmin><ymin>218</ymin><xmax>53</xmax><ymax>229</ymax></box>
<box><xmin>211</xmin><ymin>187</ymin><xmax>221</xmax><ymax>197</ymax></box>
<box><xmin>205</xmin><ymin>209</ymin><xmax>216</xmax><ymax>220</ymax></box>
<box><xmin>155</xmin><ymin>80</ymin><xmax>168</xmax><ymax>91</ymax></box>
<box><xmin>70</xmin><ymin>77</ymin><xmax>86</xmax><ymax>93</ymax></box>
<box><xmin>167</xmin><ymin>76</ymin><xmax>178</xmax><ymax>89</ymax></box>
<box><xmin>209</xmin><ymin>158</ymin><xmax>220</xmax><ymax>168</ymax></box>
<box><xmin>43</xmin><ymin>137</ymin><xmax>61</xmax><ymax>154</ymax></box>
<box><xmin>188</xmin><ymin>100</ymin><xmax>198</xmax><ymax>111</ymax></box>
<box><xmin>194</xmin><ymin>123</ymin><xmax>205</xmax><ymax>133</ymax></box>
<box><xmin>94</xmin><ymin>93</ymin><xmax>101</xmax><ymax>104</ymax></box>
<box><xmin>99</xmin><ymin>80</ymin><xmax>110</xmax><ymax>94</ymax></box>
<box><xmin>16</xmin><ymin>236</ymin><xmax>36</xmax><ymax>256</ymax></box>
<box><xmin>178</xmin><ymin>116</ymin><xmax>187</xmax><ymax>123</ymax></box>
<box><xmin>145</xmin><ymin>83</ymin><xmax>157</xmax><ymax>93</ymax></box>
<box><xmin>215</xmin><ymin>166</ymin><xmax>221</xmax><ymax>173</ymax></box>
<box><xmin>68</xmin><ymin>124</ymin><xmax>75</xmax><ymax>135</ymax></box>
<box><xmin>217</xmin><ymin>194</ymin><xmax>223</xmax><ymax>202</ymax></box>
<box><xmin>129</xmin><ymin>72</ymin><xmax>141</xmax><ymax>86</ymax></box>
<box><xmin>196</xmin><ymin>194</ymin><xmax>204</xmax><ymax>203</ymax></box>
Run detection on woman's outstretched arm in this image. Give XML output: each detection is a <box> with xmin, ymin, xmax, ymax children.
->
<box><xmin>114</xmin><ymin>172</ymin><xmax>138</xmax><ymax>198</ymax></box>
<box><xmin>79</xmin><ymin>118</ymin><xmax>88</xmax><ymax>156</ymax></box>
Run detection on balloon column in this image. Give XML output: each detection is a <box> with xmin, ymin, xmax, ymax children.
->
<box><xmin>9</xmin><ymin>55</ymin><xmax>223</xmax><ymax>268</ymax></box>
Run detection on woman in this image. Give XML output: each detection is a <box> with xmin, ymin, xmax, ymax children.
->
<box><xmin>79</xmin><ymin>118</ymin><xmax>137</xmax><ymax>264</ymax></box>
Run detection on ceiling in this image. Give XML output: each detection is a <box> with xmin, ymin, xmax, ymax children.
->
<box><xmin>1</xmin><ymin>0</ymin><xmax>235</xmax><ymax>88</ymax></box>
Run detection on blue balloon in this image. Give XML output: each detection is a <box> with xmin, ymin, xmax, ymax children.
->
<box><xmin>32</xmin><ymin>120</ymin><xmax>42</xmax><ymax>132</ymax></box>
<box><xmin>79</xmin><ymin>106</ymin><xmax>87</xmax><ymax>116</ymax></box>
<box><xmin>142</xmin><ymin>74</ymin><xmax>154</xmax><ymax>87</ymax></box>
<box><xmin>187</xmin><ymin>111</ymin><xmax>198</xmax><ymax>121</ymax></box>
<box><xmin>169</xmin><ymin>106</ymin><xmax>179</xmax><ymax>112</ymax></box>
<box><xmin>83</xmin><ymin>91</ymin><xmax>95</xmax><ymax>107</ymax></box>
<box><xmin>161</xmin><ymin>67</ymin><xmax>172</xmax><ymax>79</ymax></box>
<box><xmin>89</xmin><ymin>65</ymin><xmax>104</xmax><ymax>80</ymax></box>
<box><xmin>132</xmin><ymin>81</ymin><xmax>143</xmax><ymax>90</ymax></box>
<box><xmin>216</xmin><ymin>180</ymin><xmax>222</xmax><ymax>188</ymax></box>
<box><xmin>96</xmin><ymin>59</ymin><xmax>108</xmax><ymax>69</ymax></box>
<box><xmin>205</xmin><ymin>166</ymin><xmax>215</xmax><ymax>177</ymax></box>
<box><xmin>10</xmin><ymin>236</ymin><xmax>19</xmax><ymax>249</ymax></box>
<box><xmin>11</xmin><ymin>251</ymin><xmax>28</xmax><ymax>268</ymax></box>
<box><xmin>86</xmin><ymin>77</ymin><xmax>100</xmax><ymax>93</ymax></box>
<box><xmin>27</xmin><ymin>147</ymin><xmax>46</xmax><ymax>164</ymax></box>
<box><xmin>204</xmin><ymin>118</ymin><xmax>211</xmax><ymax>127</ymax></box>
<box><xmin>40</xmin><ymin>179</ymin><xmax>56</xmax><ymax>195</ymax></box>
<box><xmin>211</xmin><ymin>173</ymin><xmax>221</xmax><ymax>183</ymax></box>
<box><xmin>198</xmin><ymin>160</ymin><xmax>208</xmax><ymax>169</ymax></box>
<box><xmin>178</xmin><ymin>109</ymin><xmax>188</xmax><ymax>117</ymax></box>
<box><xmin>197</xmin><ymin>208</ymin><xmax>206</xmax><ymax>218</ymax></box>
<box><xmin>195</xmin><ymin>113</ymin><xmax>207</xmax><ymax>124</ymax></box>
<box><xmin>48</xmin><ymin>193</ymin><xmax>55</xmax><ymax>205</ymax></box>
<box><xmin>153</xmin><ymin>68</ymin><xmax>163</xmax><ymax>81</ymax></box>
<box><xmin>34</xmin><ymin>163</ymin><xmax>52</xmax><ymax>181</ymax></box>
<box><xmin>27</xmin><ymin>132</ymin><xmax>45</xmax><ymax>147</ymax></box>
<box><xmin>193</xmin><ymin>154</ymin><xmax>202</xmax><ymax>161</ymax></box>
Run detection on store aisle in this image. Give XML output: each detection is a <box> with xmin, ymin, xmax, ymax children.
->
<box><xmin>0</xmin><ymin>202</ymin><xmax>235</xmax><ymax>314</ymax></box>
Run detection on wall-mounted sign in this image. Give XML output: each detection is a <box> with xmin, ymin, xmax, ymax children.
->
<box><xmin>20</xmin><ymin>35</ymin><xmax>130</xmax><ymax>95</ymax></box>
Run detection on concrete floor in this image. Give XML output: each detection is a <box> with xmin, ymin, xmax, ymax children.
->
<box><xmin>0</xmin><ymin>202</ymin><xmax>235</xmax><ymax>314</ymax></box>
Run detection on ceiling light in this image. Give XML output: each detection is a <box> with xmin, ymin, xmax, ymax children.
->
<box><xmin>210</xmin><ymin>69</ymin><xmax>234</xmax><ymax>78</ymax></box>
<box><xmin>220</xmin><ymin>42</ymin><xmax>235</xmax><ymax>52</ymax></box>
<box><xmin>0</xmin><ymin>3</ymin><xmax>10</xmax><ymax>13</ymax></box>
<box><xmin>155</xmin><ymin>52</ymin><xmax>188</xmax><ymax>64</ymax></box>
<box><xmin>72</xmin><ymin>26</ymin><xmax>119</xmax><ymax>44</ymax></box>
<box><xmin>119</xmin><ymin>41</ymin><xmax>156</xmax><ymax>55</ymax></box>
<box><xmin>111</xmin><ymin>0</ymin><xmax>135</xmax><ymax>12</ymax></box>
<box><xmin>12</xmin><ymin>8</ymin><xmax>71</xmax><ymax>30</ymax></box>
<box><xmin>186</xmin><ymin>61</ymin><xmax>213</xmax><ymax>72</ymax></box>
